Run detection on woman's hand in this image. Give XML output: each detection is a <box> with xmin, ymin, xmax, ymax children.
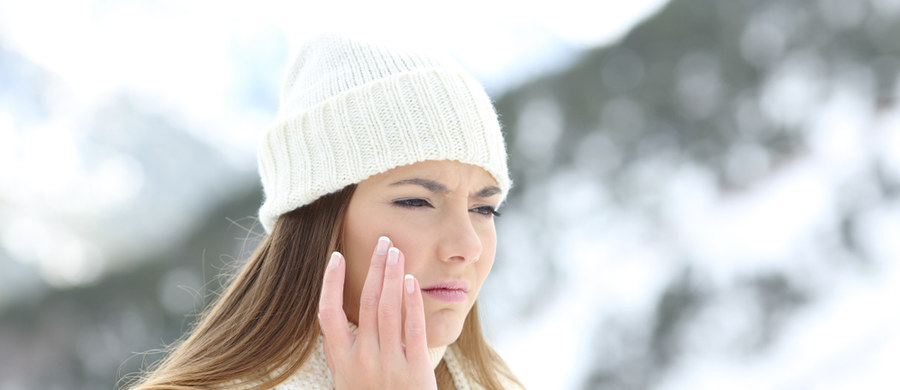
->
<box><xmin>317</xmin><ymin>236</ymin><xmax>437</xmax><ymax>390</ymax></box>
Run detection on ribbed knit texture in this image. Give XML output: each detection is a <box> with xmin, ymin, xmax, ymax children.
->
<box><xmin>230</xmin><ymin>321</ymin><xmax>522</xmax><ymax>389</ymax></box>
<box><xmin>268</xmin><ymin>323</ymin><xmax>454</xmax><ymax>389</ymax></box>
<box><xmin>268</xmin><ymin>334</ymin><xmax>522</xmax><ymax>389</ymax></box>
<box><xmin>258</xmin><ymin>34</ymin><xmax>511</xmax><ymax>232</ymax></box>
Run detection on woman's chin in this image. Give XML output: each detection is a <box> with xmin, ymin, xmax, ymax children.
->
<box><xmin>425</xmin><ymin>310</ymin><xmax>466</xmax><ymax>347</ymax></box>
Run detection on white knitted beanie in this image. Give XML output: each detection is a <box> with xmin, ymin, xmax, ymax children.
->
<box><xmin>257</xmin><ymin>34</ymin><xmax>511</xmax><ymax>232</ymax></box>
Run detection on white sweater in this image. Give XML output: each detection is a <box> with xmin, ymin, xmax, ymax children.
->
<box><xmin>269</xmin><ymin>330</ymin><xmax>521</xmax><ymax>389</ymax></box>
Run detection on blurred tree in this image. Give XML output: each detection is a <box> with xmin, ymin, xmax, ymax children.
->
<box><xmin>489</xmin><ymin>0</ymin><xmax>898</xmax><ymax>388</ymax></box>
<box><xmin>0</xmin><ymin>184</ymin><xmax>262</xmax><ymax>389</ymax></box>
<box><xmin>2</xmin><ymin>0</ymin><xmax>898</xmax><ymax>388</ymax></box>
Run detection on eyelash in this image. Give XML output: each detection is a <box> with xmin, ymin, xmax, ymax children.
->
<box><xmin>393</xmin><ymin>198</ymin><xmax>501</xmax><ymax>217</ymax></box>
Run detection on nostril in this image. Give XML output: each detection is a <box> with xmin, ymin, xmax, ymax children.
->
<box><xmin>456</xmin><ymin>255</ymin><xmax>479</xmax><ymax>263</ymax></box>
<box><xmin>444</xmin><ymin>255</ymin><xmax>475</xmax><ymax>263</ymax></box>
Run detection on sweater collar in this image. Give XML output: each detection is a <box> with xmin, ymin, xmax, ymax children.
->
<box><xmin>427</xmin><ymin>344</ymin><xmax>449</xmax><ymax>369</ymax></box>
<box><xmin>345</xmin><ymin>322</ymin><xmax>448</xmax><ymax>368</ymax></box>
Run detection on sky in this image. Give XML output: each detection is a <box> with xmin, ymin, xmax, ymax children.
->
<box><xmin>0</xmin><ymin>0</ymin><xmax>671</xmax><ymax>157</ymax></box>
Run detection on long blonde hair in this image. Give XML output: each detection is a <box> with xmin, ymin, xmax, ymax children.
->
<box><xmin>124</xmin><ymin>184</ymin><xmax>520</xmax><ymax>390</ymax></box>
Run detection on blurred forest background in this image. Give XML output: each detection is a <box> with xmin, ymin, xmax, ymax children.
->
<box><xmin>1</xmin><ymin>0</ymin><xmax>899</xmax><ymax>389</ymax></box>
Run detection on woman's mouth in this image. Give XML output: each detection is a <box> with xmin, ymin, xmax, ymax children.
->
<box><xmin>420</xmin><ymin>280</ymin><xmax>469</xmax><ymax>303</ymax></box>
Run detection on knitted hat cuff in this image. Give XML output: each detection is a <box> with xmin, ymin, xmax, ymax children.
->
<box><xmin>258</xmin><ymin>68</ymin><xmax>510</xmax><ymax>232</ymax></box>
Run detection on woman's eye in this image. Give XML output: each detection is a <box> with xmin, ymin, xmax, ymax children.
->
<box><xmin>472</xmin><ymin>206</ymin><xmax>501</xmax><ymax>217</ymax></box>
<box><xmin>393</xmin><ymin>198</ymin><xmax>433</xmax><ymax>208</ymax></box>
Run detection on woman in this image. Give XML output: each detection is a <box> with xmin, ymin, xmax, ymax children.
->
<box><xmin>127</xmin><ymin>34</ymin><xmax>523</xmax><ymax>389</ymax></box>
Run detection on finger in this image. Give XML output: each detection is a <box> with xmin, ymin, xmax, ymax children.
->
<box><xmin>318</xmin><ymin>251</ymin><xmax>351</xmax><ymax>352</ymax></box>
<box><xmin>357</xmin><ymin>236</ymin><xmax>391</xmax><ymax>344</ymax></box>
<box><xmin>378</xmin><ymin>247</ymin><xmax>405</xmax><ymax>354</ymax></box>
<box><xmin>322</xmin><ymin>330</ymin><xmax>336</xmax><ymax>373</ymax></box>
<box><xmin>403</xmin><ymin>274</ymin><xmax>430</xmax><ymax>365</ymax></box>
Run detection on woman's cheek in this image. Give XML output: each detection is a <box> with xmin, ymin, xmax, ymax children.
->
<box><xmin>388</xmin><ymin>227</ymin><xmax>429</xmax><ymax>265</ymax></box>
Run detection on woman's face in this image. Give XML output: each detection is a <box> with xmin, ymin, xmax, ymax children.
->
<box><xmin>341</xmin><ymin>160</ymin><xmax>501</xmax><ymax>347</ymax></box>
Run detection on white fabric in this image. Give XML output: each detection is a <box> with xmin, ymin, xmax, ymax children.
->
<box><xmin>270</xmin><ymin>333</ymin><xmax>469</xmax><ymax>389</ymax></box>
<box><xmin>266</xmin><ymin>322</ymin><xmax>522</xmax><ymax>389</ymax></box>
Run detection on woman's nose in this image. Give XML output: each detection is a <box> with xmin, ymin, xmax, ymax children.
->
<box><xmin>436</xmin><ymin>209</ymin><xmax>483</xmax><ymax>264</ymax></box>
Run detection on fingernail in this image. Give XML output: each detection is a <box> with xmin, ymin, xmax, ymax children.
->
<box><xmin>405</xmin><ymin>274</ymin><xmax>415</xmax><ymax>294</ymax></box>
<box><xmin>328</xmin><ymin>252</ymin><xmax>341</xmax><ymax>270</ymax></box>
<box><xmin>387</xmin><ymin>247</ymin><xmax>399</xmax><ymax>266</ymax></box>
<box><xmin>376</xmin><ymin>236</ymin><xmax>390</xmax><ymax>255</ymax></box>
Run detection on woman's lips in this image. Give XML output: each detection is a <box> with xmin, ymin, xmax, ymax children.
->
<box><xmin>421</xmin><ymin>280</ymin><xmax>469</xmax><ymax>303</ymax></box>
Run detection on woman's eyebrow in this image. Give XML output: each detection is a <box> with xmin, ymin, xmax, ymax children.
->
<box><xmin>390</xmin><ymin>178</ymin><xmax>450</xmax><ymax>194</ymax></box>
<box><xmin>473</xmin><ymin>186</ymin><xmax>501</xmax><ymax>199</ymax></box>
<box><xmin>390</xmin><ymin>178</ymin><xmax>501</xmax><ymax>198</ymax></box>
